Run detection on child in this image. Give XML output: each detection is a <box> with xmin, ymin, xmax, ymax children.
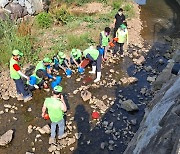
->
<box><xmin>68</xmin><ymin>49</ymin><xmax>84</xmax><ymax>74</ymax></box>
<box><xmin>99</xmin><ymin>27</ymin><xmax>111</xmax><ymax>60</ymax></box>
<box><xmin>53</xmin><ymin>51</ymin><xmax>72</xmax><ymax>78</ymax></box>
<box><xmin>41</xmin><ymin>86</ymin><xmax>67</xmax><ymax>144</ymax></box>
<box><xmin>27</xmin><ymin>69</ymin><xmax>47</xmax><ymax>91</ymax></box>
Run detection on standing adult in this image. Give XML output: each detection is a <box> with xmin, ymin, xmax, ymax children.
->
<box><xmin>113</xmin><ymin>8</ymin><xmax>126</xmax><ymax>38</ymax></box>
<box><xmin>10</xmin><ymin>50</ymin><xmax>32</xmax><ymax>102</ymax></box>
<box><xmin>113</xmin><ymin>24</ymin><xmax>128</xmax><ymax>56</ymax></box>
<box><xmin>83</xmin><ymin>46</ymin><xmax>102</xmax><ymax>82</ymax></box>
<box><xmin>42</xmin><ymin>85</ymin><xmax>67</xmax><ymax>144</ymax></box>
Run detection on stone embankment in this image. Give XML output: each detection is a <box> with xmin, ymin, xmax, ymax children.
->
<box><xmin>124</xmin><ymin>38</ymin><xmax>180</xmax><ymax>154</ymax></box>
<box><xmin>0</xmin><ymin>0</ymin><xmax>44</xmax><ymax>20</ymax></box>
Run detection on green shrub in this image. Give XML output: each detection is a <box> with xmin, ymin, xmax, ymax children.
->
<box><xmin>123</xmin><ymin>4</ymin><xmax>135</xmax><ymax>19</ymax></box>
<box><xmin>112</xmin><ymin>0</ymin><xmax>123</xmax><ymax>10</ymax></box>
<box><xmin>35</xmin><ymin>12</ymin><xmax>53</xmax><ymax>28</ymax></box>
<box><xmin>53</xmin><ymin>5</ymin><xmax>72</xmax><ymax>25</ymax></box>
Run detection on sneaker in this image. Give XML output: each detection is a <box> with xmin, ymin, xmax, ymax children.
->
<box><xmin>17</xmin><ymin>94</ymin><xmax>23</xmax><ymax>101</ymax></box>
<box><xmin>24</xmin><ymin>95</ymin><xmax>32</xmax><ymax>103</ymax></box>
<box><xmin>49</xmin><ymin>137</ymin><xmax>56</xmax><ymax>144</ymax></box>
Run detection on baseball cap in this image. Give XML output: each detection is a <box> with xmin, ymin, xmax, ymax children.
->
<box><xmin>58</xmin><ymin>52</ymin><xmax>66</xmax><ymax>58</ymax></box>
<box><xmin>12</xmin><ymin>50</ymin><xmax>23</xmax><ymax>56</ymax></box>
<box><xmin>53</xmin><ymin>85</ymin><xmax>62</xmax><ymax>93</ymax></box>
<box><xmin>43</xmin><ymin>57</ymin><xmax>52</xmax><ymax>63</ymax></box>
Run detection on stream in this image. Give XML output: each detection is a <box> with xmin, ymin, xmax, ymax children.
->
<box><xmin>0</xmin><ymin>0</ymin><xmax>179</xmax><ymax>154</ymax></box>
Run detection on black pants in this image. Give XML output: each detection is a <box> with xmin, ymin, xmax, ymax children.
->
<box><xmin>113</xmin><ymin>27</ymin><xmax>118</xmax><ymax>38</ymax></box>
<box><xmin>113</xmin><ymin>42</ymin><xmax>124</xmax><ymax>55</ymax></box>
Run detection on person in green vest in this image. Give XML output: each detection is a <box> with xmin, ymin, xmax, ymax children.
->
<box><xmin>10</xmin><ymin>49</ymin><xmax>32</xmax><ymax>102</ymax></box>
<box><xmin>113</xmin><ymin>24</ymin><xmax>128</xmax><ymax>56</ymax></box>
<box><xmin>41</xmin><ymin>85</ymin><xmax>67</xmax><ymax>144</ymax></box>
<box><xmin>53</xmin><ymin>51</ymin><xmax>72</xmax><ymax>78</ymax></box>
<box><xmin>69</xmin><ymin>48</ymin><xmax>82</xmax><ymax>67</ymax></box>
<box><xmin>99</xmin><ymin>27</ymin><xmax>111</xmax><ymax>60</ymax></box>
<box><xmin>83</xmin><ymin>46</ymin><xmax>102</xmax><ymax>82</ymax></box>
<box><xmin>34</xmin><ymin>57</ymin><xmax>53</xmax><ymax>78</ymax></box>
<box><xmin>26</xmin><ymin>69</ymin><xmax>47</xmax><ymax>91</ymax></box>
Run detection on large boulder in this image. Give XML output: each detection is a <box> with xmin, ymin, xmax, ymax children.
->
<box><xmin>0</xmin><ymin>130</ymin><xmax>14</xmax><ymax>146</ymax></box>
<box><xmin>120</xmin><ymin>99</ymin><xmax>139</xmax><ymax>112</ymax></box>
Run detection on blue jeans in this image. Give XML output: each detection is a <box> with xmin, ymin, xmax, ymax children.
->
<box><xmin>51</xmin><ymin>119</ymin><xmax>65</xmax><ymax>138</ymax></box>
<box><xmin>14</xmin><ymin>78</ymin><xmax>29</xmax><ymax>98</ymax></box>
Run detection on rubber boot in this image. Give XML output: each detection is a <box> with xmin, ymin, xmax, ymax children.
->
<box><xmin>94</xmin><ymin>72</ymin><xmax>101</xmax><ymax>83</ymax></box>
<box><xmin>89</xmin><ymin>66</ymin><xmax>96</xmax><ymax>74</ymax></box>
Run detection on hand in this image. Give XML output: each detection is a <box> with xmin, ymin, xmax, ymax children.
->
<box><xmin>34</xmin><ymin>85</ymin><xmax>39</xmax><ymax>89</ymax></box>
<box><xmin>42</xmin><ymin>113</ymin><xmax>45</xmax><ymax>118</ymax></box>
<box><xmin>26</xmin><ymin>77</ymin><xmax>30</xmax><ymax>81</ymax></box>
<box><xmin>60</xmin><ymin>94</ymin><xmax>64</xmax><ymax>100</ymax></box>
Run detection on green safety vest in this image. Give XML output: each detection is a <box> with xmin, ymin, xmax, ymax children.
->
<box><xmin>83</xmin><ymin>48</ymin><xmax>99</xmax><ymax>60</ymax></box>
<box><xmin>57</xmin><ymin>56</ymin><xmax>64</xmax><ymax>65</ymax></box>
<box><xmin>44</xmin><ymin>97</ymin><xmax>64</xmax><ymax>122</ymax></box>
<box><xmin>10</xmin><ymin>57</ymin><xmax>21</xmax><ymax>79</ymax></box>
<box><xmin>71</xmin><ymin>49</ymin><xmax>82</xmax><ymax>60</ymax></box>
<box><xmin>116</xmin><ymin>28</ymin><xmax>128</xmax><ymax>43</ymax></box>
<box><xmin>101</xmin><ymin>31</ymin><xmax>109</xmax><ymax>46</ymax></box>
<box><xmin>35</xmin><ymin>61</ymin><xmax>46</xmax><ymax>72</ymax></box>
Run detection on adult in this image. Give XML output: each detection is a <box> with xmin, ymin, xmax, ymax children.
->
<box><xmin>42</xmin><ymin>85</ymin><xmax>67</xmax><ymax>144</ymax></box>
<box><xmin>113</xmin><ymin>8</ymin><xmax>126</xmax><ymax>38</ymax></box>
<box><xmin>10</xmin><ymin>49</ymin><xmax>32</xmax><ymax>102</ymax></box>
<box><xmin>83</xmin><ymin>46</ymin><xmax>102</xmax><ymax>82</ymax></box>
<box><xmin>113</xmin><ymin>24</ymin><xmax>128</xmax><ymax>56</ymax></box>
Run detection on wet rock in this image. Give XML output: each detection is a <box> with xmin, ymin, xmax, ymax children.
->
<box><xmin>102</xmin><ymin>95</ymin><xmax>108</xmax><ymax>100</ymax></box>
<box><xmin>108</xmin><ymin>144</ymin><xmax>114</xmax><ymax>151</ymax></box>
<box><xmin>10</xmin><ymin>109</ymin><xmax>15</xmax><ymax>114</ymax></box>
<box><xmin>76</xmin><ymin>78</ymin><xmax>81</xmax><ymax>82</ymax></box>
<box><xmin>13</xmin><ymin>117</ymin><xmax>17</xmax><ymax>121</ymax></box>
<box><xmin>159</xmin><ymin>59</ymin><xmax>164</xmax><ymax>64</ymax></box>
<box><xmin>48</xmin><ymin>145</ymin><xmax>57</xmax><ymax>152</ymax></box>
<box><xmin>0</xmin><ymin>130</ymin><xmax>14</xmax><ymax>146</ymax></box>
<box><xmin>26</xmin><ymin>152</ymin><xmax>34</xmax><ymax>154</ymax></box>
<box><xmin>145</xmin><ymin>66</ymin><xmax>152</xmax><ymax>72</ymax></box>
<box><xmin>109</xmin><ymin>140</ymin><xmax>114</xmax><ymax>145</ymax></box>
<box><xmin>100</xmin><ymin>142</ymin><xmax>106</xmax><ymax>149</ymax></box>
<box><xmin>28</xmin><ymin>108</ymin><xmax>32</xmax><ymax>112</ymax></box>
<box><xmin>147</xmin><ymin>76</ymin><xmax>156</xmax><ymax>82</ymax></box>
<box><xmin>110</xmin><ymin>69</ymin><xmax>115</xmax><ymax>73</ymax></box>
<box><xmin>73</xmin><ymin>89</ymin><xmax>79</xmax><ymax>95</ymax></box>
<box><xmin>130</xmin><ymin>119</ymin><xmax>137</xmax><ymax>125</ymax></box>
<box><xmin>54</xmin><ymin>151</ymin><xmax>60</xmax><ymax>154</ymax></box>
<box><xmin>67</xmin><ymin>137</ymin><xmax>76</xmax><ymax>146</ymax></box>
<box><xmin>120</xmin><ymin>99</ymin><xmax>139</xmax><ymax>112</ymax></box>
<box><xmin>105</xmin><ymin>130</ymin><xmax>112</xmax><ymax>134</ymax></box>
<box><xmin>38</xmin><ymin>128</ymin><xmax>46</xmax><ymax>135</ymax></box>
<box><xmin>70</xmin><ymin>147</ymin><xmax>75</xmax><ymax>151</ymax></box>
<box><xmin>5</xmin><ymin>108</ymin><xmax>9</xmax><ymax>112</ymax></box>
<box><xmin>42</xmin><ymin>125</ymin><xmax>50</xmax><ymax>134</ymax></box>
<box><xmin>81</xmin><ymin>90</ymin><xmax>92</xmax><ymax>101</ymax></box>
<box><xmin>75</xmin><ymin>132</ymin><xmax>82</xmax><ymax>139</ymax></box>
<box><xmin>0</xmin><ymin>111</ymin><xmax>4</xmax><ymax>115</ymax></box>
<box><xmin>28</xmin><ymin>125</ymin><xmax>33</xmax><ymax>134</ymax></box>
<box><xmin>120</xmin><ymin>77</ymin><xmax>138</xmax><ymax>84</ymax></box>
<box><xmin>133</xmin><ymin>56</ymin><xmax>145</xmax><ymax>65</ymax></box>
<box><xmin>2</xmin><ymin>94</ymin><xmax>10</xmax><ymax>101</ymax></box>
<box><xmin>102</xmin><ymin>121</ymin><xmax>108</xmax><ymax>127</ymax></box>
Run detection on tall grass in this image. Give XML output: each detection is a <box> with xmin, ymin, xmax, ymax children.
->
<box><xmin>0</xmin><ymin>18</ymin><xmax>39</xmax><ymax>67</ymax></box>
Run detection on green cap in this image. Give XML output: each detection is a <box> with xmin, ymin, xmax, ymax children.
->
<box><xmin>120</xmin><ymin>24</ymin><xmax>126</xmax><ymax>29</ymax></box>
<box><xmin>53</xmin><ymin>85</ymin><xmax>62</xmax><ymax>93</ymax></box>
<box><xmin>12</xmin><ymin>50</ymin><xmax>23</xmax><ymax>56</ymax></box>
<box><xmin>58</xmin><ymin>52</ymin><xmax>66</xmax><ymax>58</ymax></box>
<box><xmin>43</xmin><ymin>57</ymin><xmax>52</xmax><ymax>63</ymax></box>
<box><xmin>71</xmin><ymin>49</ymin><xmax>77</xmax><ymax>56</ymax></box>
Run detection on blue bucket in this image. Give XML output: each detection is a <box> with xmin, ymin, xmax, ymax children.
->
<box><xmin>51</xmin><ymin>81</ymin><xmax>57</xmax><ymax>89</ymax></box>
<box><xmin>78</xmin><ymin>67</ymin><xmax>85</xmax><ymax>74</ymax></box>
<box><xmin>29</xmin><ymin>76</ymin><xmax>37</xmax><ymax>85</ymax></box>
<box><xmin>55</xmin><ymin>76</ymin><xmax>62</xmax><ymax>84</ymax></box>
<box><xmin>66</xmin><ymin>69</ymin><xmax>72</xmax><ymax>77</ymax></box>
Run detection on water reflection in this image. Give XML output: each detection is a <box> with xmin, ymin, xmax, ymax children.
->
<box><xmin>134</xmin><ymin>0</ymin><xmax>147</xmax><ymax>5</ymax></box>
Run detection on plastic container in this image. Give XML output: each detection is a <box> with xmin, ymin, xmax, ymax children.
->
<box><xmin>66</xmin><ymin>69</ymin><xmax>72</xmax><ymax>76</ymax></box>
<box><xmin>78</xmin><ymin>67</ymin><xmax>85</xmax><ymax>74</ymax></box>
<box><xmin>29</xmin><ymin>76</ymin><xmax>37</xmax><ymax>85</ymax></box>
<box><xmin>92</xmin><ymin>111</ymin><xmax>100</xmax><ymax>119</ymax></box>
<box><xmin>43</xmin><ymin>113</ymin><xmax>50</xmax><ymax>120</ymax></box>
